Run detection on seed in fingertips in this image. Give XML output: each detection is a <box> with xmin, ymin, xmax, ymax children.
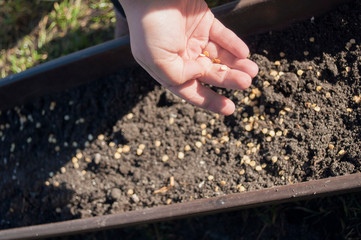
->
<box><xmin>220</xmin><ymin>65</ymin><xmax>228</xmax><ymax>71</ymax></box>
<box><xmin>203</xmin><ymin>51</ymin><xmax>210</xmax><ymax>57</ymax></box>
<box><xmin>199</xmin><ymin>53</ymin><xmax>206</xmax><ymax>57</ymax></box>
<box><xmin>213</xmin><ymin>58</ymin><xmax>221</xmax><ymax>64</ymax></box>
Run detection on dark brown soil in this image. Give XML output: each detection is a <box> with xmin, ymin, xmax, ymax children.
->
<box><xmin>1</xmin><ymin>0</ymin><xmax>360</xmax><ymax>231</ymax></box>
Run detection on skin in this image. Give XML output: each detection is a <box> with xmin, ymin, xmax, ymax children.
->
<box><xmin>120</xmin><ymin>0</ymin><xmax>258</xmax><ymax>115</ymax></box>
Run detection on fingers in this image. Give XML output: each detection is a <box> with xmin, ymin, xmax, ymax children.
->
<box><xmin>203</xmin><ymin>41</ymin><xmax>259</xmax><ymax>78</ymax></box>
<box><xmin>168</xmin><ymin>79</ymin><xmax>235</xmax><ymax>115</ymax></box>
<box><xmin>209</xmin><ymin>18</ymin><xmax>249</xmax><ymax>59</ymax></box>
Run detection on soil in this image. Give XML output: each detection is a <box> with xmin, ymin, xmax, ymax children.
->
<box><xmin>1</xmin><ymin>0</ymin><xmax>360</xmax><ymax>231</ymax></box>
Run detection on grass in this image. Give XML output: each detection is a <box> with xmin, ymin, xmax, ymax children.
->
<box><xmin>2</xmin><ymin>1</ymin><xmax>361</xmax><ymax>239</ymax></box>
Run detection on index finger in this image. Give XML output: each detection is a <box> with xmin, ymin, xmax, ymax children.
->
<box><xmin>209</xmin><ymin>18</ymin><xmax>249</xmax><ymax>59</ymax></box>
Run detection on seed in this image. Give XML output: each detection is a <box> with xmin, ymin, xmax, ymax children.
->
<box><xmin>162</xmin><ymin>154</ymin><xmax>169</xmax><ymax>162</ymax></box>
<box><xmin>200</xmin><ymin>123</ymin><xmax>207</xmax><ymax>130</ymax></box>
<box><xmin>237</xmin><ymin>184</ymin><xmax>246</xmax><ymax>192</ymax></box>
<box><xmin>53</xmin><ymin>181</ymin><xmax>60</xmax><ymax>187</ymax></box>
<box><xmin>201</xmin><ymin>129</ymin><xmax>207</xmax><ymax>136</ymax></box>
<box><xmin>239</xmin><ymin>169</ymin><xmax>245</xmax><ymax>175</ymax></box>
<box><xmin>328</xmin><ymin>144</ymin><xmax>335</xmax><ymax>150</ymax></box>
<box><xmin>203</xmin><ymin>51</ymin><xmax>209</xmax><ymax>57</ymax></box>
<box><xmin>45</xmin><ymin>181</ymin><xmax>50</xmax><ymax>186</ymax></box>
<box><xmin>170</xmin><ymin>176</ymin><xmax>175</xmax><ymax>186</ymax></box>
<box><xmin>220</xmin><ymin>65</ymin><xmax>228</xmax><ymax>71</ymax></box>
<box><xmin>169</xmin><ymin>117</ymin><xmax>175</xmax><ymax>124</ymax></box>
<box><xmin>213</xmin><ymin>58</ymin><xmax>221</xmax><ymax>64</ymax></box>
<box><xmin>215</xmin><ymin>148</ymin><xmax>221</xmax><ymax>154</ymax></box>
<box><xmin>279</xmin><ymin>110</ymin><xmax>286</xmax><ymax>115</ymax></box>
<box><xmin>166</xmin><ymin>199</ymin><xmax>172</xmax><ymax>205</ymax></box>
<box><xmin>249</xmin><ymin>161</ymin><xmax>256</xmax><ymax>167</ymax></box>
<box><xmin>297</xmin><ymin>70</ymin><xmax>304</xmax><ymax>76</ymax></box>
<box><xmin>261</xmin><ymin>128</ymin><xmax>268</xmax><ymax>134</ymax></box>
<box><xmin>114</xmin><ymin>152</ymin><xmax>121</xmax><ymax>159</ymax></box>
<box><xmin>88</xmin><ymin>134</ymin><xmax>93</xmax><ymax>141</ymax></box>
<box><xmin>270</xmin><ymin>70</ymin><xmax>278</xmax><ymax>77</ymax></box>
<box><xmin>279</xmin><ymin>52</ymin><xmax>285</xmax><ymax>58</ymax></box>
<box><xmin>274</xmin><ymin>60</ymin><xmax>281</xmax><ymax>66</ymax></box>
<box><xmin>305</xmin><ymin>102</ymin><xmax>311</xmax><ymax>108</ymax></box>
<box><xmin>220</xmin><ymin>135</ymin><xmax>229</xmax><ymax>143</ymax></box>
<box><xmin>60</xmin><ymin>167</ymin><xmax>66</xmax><ymax>173</ymax></box>
<box><xmin>72</xmin><ymin>157</ymin><xmax>78</xmax><ymax>164</ymax></box>
<box><xmin>245</xmin><ymin>124</ymin><xmax>252</xmax><ymax>131</ymax></box>
<box><xmin>207</xmin><ymin>175</ymin><xmax>214</xmax><ymax>181</ymax></box>
<box><xmin>73</xmin><ymin>162</ymin><xmax>79</xmax><ymax>168</ymax></box>
<box><xmin>236</xmin><ymin>141</ymin><xmax>242</xmax><ymax>147</ymax></box>
<box><xmin>97</xmin><ymin>134</ymin><xmax>105</xmax><ymax>141</ymax></box>
<box><xmin>178</xmin><ymin>152</ymin><xmax>184</xmax><ymax>159</ymax></box>
<box><xmin>269</xmin><ymin>130</ymin><xmax>275</xmax><ymax>137</ymax></box>
<box><xmin>309</xmin><ymin>37</ymin><xmax>315</xmax><ymax>42</ymax></box>
<box><xmin>261</xmin><ymin>163</ymin><xmax>267</xmax><ymax>168</ymax></box>
<box><xmin>109</xmin><ymin>142</ymin><xmax>116</xmax><ymax>147</ymax></box>
<box><xmin>138</xmin><ymin>144</ymin><xmax>145</xmax><ymax>150</ymax></box>
<box><xmin>154</xmin><ymin>140</ymin><xmax>161</xmax><ymax>147</ymax></box>
<box><xmin>49</xmin><ymin>101</ymin><xmax>56</xmax><ymax>111</ymax></box>
<box><xmin>122</xmin><ymin>145</ymin><xmax>130</xmax><ymax>153</ymax></box>
<box><xmin>276</xmin><ymin>131</ymin><xmax>282</xmax><ymax>137</ymax></box>
<box><xmin>255</xmin><ymin>165</ymin><xmax>262</xmax><ymax>171</ymax></box>
<box><xmin>346</xmin><ymin>108</ymin><xmax>353</xmax><ymax>113</ymax></box>
<box><xmin>283</xmin><ymin>129</ymin><xmax>289</xmax><ymax>136</ymax></box>
<box><xmin>314</xmin><ymin>106</ymin><xmax>321</xmax><ymax>112</ymax></box>
<box><xmin>266</xmin><ymin>136</ymin><xmax>272</xmax><ymax>142</ymax></box>
<box><xmin>247</xmin><ymin>142</ymin><xmax>254</xmax><ymax>148</ymax></box>
<box><xmin>184</xmin><ymin>145</ymin><xmax>191</xmax><ymax>151</ymax></box>
<box><xmin>316</xmin><ymin>86</ymin><xmax>323</xmax><ymax>91</ymax></box>
<box><xmin>210</xmin><ymin>119</ymin><xmax>215</xmax><ymax>126</ymax></box>
<box><xmin>249</xmin><ymin>93</ymin><xmax>256</xmax><ymax>100</ymax></box>
<box><xmin>263</xmin><ymin>81</ymin><xmax>270</xmax><ymax>88</ymax></box>
<box><xmin>214</xmin><ymin>186</ymin><xmax>219</xmax><ymax>192</ymax></box>
<box><xmin>126</xmin><ymin>113</ymin><xmax>133</xmax><ymax>119</ymax></box>
<box><xmin>195</xmin><ymin>141</ymin><xmax>202</xmax><ymax>148</ymax></box>
<box><xmin>85</xmin><ymin>157</ymin><xmax>91</xmax><ymax>163</ymax></box>
<box><xmin>127</xmin><ymin>189</ymin><xmax>134</xmax><ymax>195</ymax></box>
<box><xmin>325</xmin><ymin>92</ymin><xmax>331</xmax><ymax>98</ymax></box>
<box><xmin>220</xmin><ymin>180</ymin><xmax>226</xmax><ymax>186</ymax></box>
<box><xmin>271</xmin><ymin>156</ymin><xmax>278</xmax><ymax>163</ymax></box>
<box><xmin>353</xmin><ymin>96</ymin><xmax>361</xmax><ymax>104</ymax></box>
<box><xmin>337</xmin><ymin>149</ymin><xmax>346</xmax><ymax>156</ymax></box>
<box><xmin>136</xmin><ymin>149</ymin><xmax>143</xmax><ymax>156</ymax></box>
<box><xmin>76</xmin><ymin>152</ymin><xmax>83</xmax><ymax>159</ymax></box>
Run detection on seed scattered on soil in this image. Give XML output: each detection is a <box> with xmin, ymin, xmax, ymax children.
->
<box><xmin>109</xmin><ymin>142</ymin><xmax>116</xmax><ymax>147</ymax></box>
<box><xmin>316</xmin><ymin>86</ymin><xmax>323</xmax><ymax>92</ymax></box>
<box><xmin>274</xmin><ymin>60</ymin><xmax>281</xmax><ymax>66</ymax></box>
<box><xmin>297</xmin><ymin>69</ymin><xmax>304</xmax><ymax>76</ymax></box>
<box><xmin>184</xmin><ymin>145</ymin><xmax>191</xmax><ymax>151</ymax></box>
<box><xmin>136</xmin><ymin>149</ymin><xmax>143</xmax><ymax>156</ymax></box>
<box><xmin>162</xmin><ymin>154</ymin><xmax>169</xmax><ymax>162</ymax></box>
<box><xmin>60</xmin><ymin>167</ymin><xmax>66</xmax><ymax>173</ymax></box>
<box><xmin>237</xmin><ymin>184</ymin><xmax>246</xmax><ymax>192</ymax></box>
<box><xmin>97</xmin><ymin>134</ymin><xmax>105</xmax><ymax>141</ymax></box>
<box><xmin>276</xmin><ymin>131</ymin><xmax>282</xmax><ymax>137</ymax></box>
<box><xmin>178</xmin><ymin>152</ymin><xmax>184</xmax><ymax>159</ymax></box>
<box><xmin>81</xmin><ymin>170</ymin><xmax>86</xmax><ymax>175</ymax></box>
<box><xmin>154</xmin><ymin>140</ymin><xmax>161</xmax><ymax>147</ymax></box>
<box><xmin>53</xmin><ymin>181</ymin><xmax>60</xmax><ymax>187</ymax></box>
<box><xmin>328</xmin><ymin>144</ymin><xmax>335</xmax><ymax>150</ymax></box>
<box><xmin>346</xmin><ymin>108</ymin><xmax>353</xmax><ymax>113</ymax></box>
<box><xmin>195</xmin><ymin>141</ymin><xmax>202</xmax><ymax>148</ymax></box>
<box><xmin>127</xmin><ymin>189</ymin><xmax>134</xmax><ymax>195</ymax></box>
<box><xmin>269</xmin><ymin>130</ymin><xmax>275</xmax><ymax>137</ymax></box>
<box><xmin>170</xmin><ymin>176</ymin><xmax>175</xmax><ymax>186</ymax></box>
<box><xmin>313</xmin><ymin>106</ymin><xmax>321</xmax><ymax>112</ymax></box>
<box><xmin>76</xmin><ymin>152</ymin><xmax>83</xmax><ymax>159</ymax></box>
<box><xmin>263</xmin><ymin>81</ymin><xmax>270</xmax><ymax>88</ymax></box>
<box><xmin>73</xmin><ymin>162</ymin><xmax>79</xmax><ymax>169</ymax></box>
<box><xmin>353</xmin><ymin>95</ymin><xmax>361</xmax><ymax>104</ymax></box>
<box><xmin>249</xmin><ymin>161</ymin><xmax>256</xmax><ymax>167</ymax></box>
<box><xmin>270</xmin><ymin>70</ymin><xmax>278</xmax><ymax>77</ymax></box>
<box><xmin>262</xmin><ymin>128</ymin><xmax>268</xmax><ymax>134</ymax></box>
<box><xmin>239</xmin><ymin>169</ymin><xmax>245</xmax><ymax>175</ymax></box>
<box><xmin>203</xmin><ymin>50</ymin><xmax>209</xmax><ymax>57</ymax></box>
<box><xmin>337</xmin><ymin>149</ymin><xmax>346</xmax><ymax>156</ymax></box>
<box><xmin>207</xmin><ymin>175</ymin><xmax>214</xmax><ymax>181</ymax></box>
<box><xmin>72</xmin><ymin>157</ymin><xmax>78</xmax><ymax>164</ymax></box>
<box><xmin>114</xmin><ymin>152</ymin><xmax>121</xmax><ymax>159</ymax></box>
<box><xmin>220</xmin><ymin>180</ymin><xmax>226</xmax><ymax>186</ymax></box>
<box><xmin>255</xmin><ymin>165</ymin><xmax>262</xmax><ymax>171</ymax></box>
<box><xmin>85</xmin><ymin>157</ymin><xmax>91</xmax><ymax>163</ymax></box>
<box><xmin>166</xmin><ymin>199</ymin><xmax>172</xmax><ymax>205</ymax></box>
<box><xmin>131</xmin><ymin>194</ymin><xmax>140</xmax><ymax>203</ymax></box>
<box><xmin>271</xmin><ymin>156</ymin><xmax>278</xmax><ymax>163</ymax></box>
<box><xmin>122</xmin><ymin>145</ymin><xmax>130</xmax><ymax>153</ymax></box>
<box><xmin>126</xmin><ymin>113</ymin><xmax>133</xmax><ymax>119</ymax></box>
<box><xmin>169</xmin><ymin>117</ymin><xmax>175</xmax><ymax>125</ymax></box>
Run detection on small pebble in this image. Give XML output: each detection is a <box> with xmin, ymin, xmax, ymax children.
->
<box><xmin>237</xmin><ymin>184</ymin><xmax>246</xmax><ymax>192</ymax></box>
<box><xmin>88</xmin><ymin>134</ymin><xmax>93</xmax><ymax>141</ymax></box>
<box><xmin>110</xmin><ymin>188</ymin><xmax>122</xmax><ymax>200</ymax></box>
<box><xmin>131</xmin><ymin>194</ymin><xmax>140</xmax><ymax>203</ymax></box>
<box><xmin>220</xmin><ymin>65</ymin><xmax>228</xmax><ymax>71</ymax></box>
<box><xmin>94</xmin><ymin>153</ymin><xmax>101</xmax><ymax>164</ymax></box>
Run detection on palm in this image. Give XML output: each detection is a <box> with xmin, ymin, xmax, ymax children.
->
<box><xmin>126</xmin><ymin>0</ymin><xmax>258</xmax><ymax>115</ymax></box>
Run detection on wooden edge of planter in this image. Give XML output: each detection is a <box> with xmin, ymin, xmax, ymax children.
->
<box><xmin>0</xmin><ymin>0</ymin><xmax>350</xmax><ymax>110</ymax></box>
<box><xmin>1</xmin><ymin>173</ymin><xmax>361</xmax><ymax>240</ymax></box>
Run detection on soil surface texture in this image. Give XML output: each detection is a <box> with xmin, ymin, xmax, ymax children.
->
<box><xmin>1</xmin><ymin>0</ymin><xmax>360</xmax><ymax>230</ymax></box>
